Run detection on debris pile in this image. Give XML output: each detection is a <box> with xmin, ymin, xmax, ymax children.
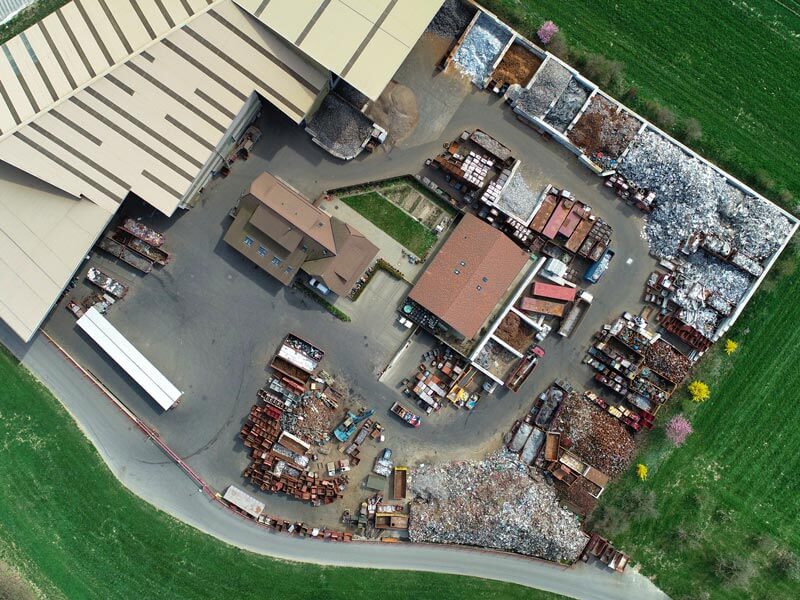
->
<box><xmin>278</xmin><ymin>390</ymin><xmax>337</xmax><ymax>446</ymax></box>
<box><xmin>241</xmin><ymin>403</ymin><xmax>348</xmax><ymax>506</ymax></box>
<box><xmin>497</xmin><ymin>172</ymin><xmax>537</xmax><ymax>222</ymax></box>
<box><xmin>544</xmin><ymin>79</ymin><xmax>590</xmax><ymax>132</ymax></box>
<box><xmin>619</xmin><ymin>129</ymin><xmax>793</xmax><ymax>262</ymax></box>
<box><xmin>452</xmin><ymin>13</ymin><xmax>513</xmax><ymax>85</ymax></box>
<box><xmin>426</xmin><ymin>0</ymin><xmax>475</xmax><ymax>39</ymax></box>
<box><xmin>495</xmin><ymin>311</ymin><xmax>536</xmax><ymax>352</ymax></box>
<box><xmin>515</xmin><ymin>58</ymin><xmax>571</xmax><ymax>118</ymax></box>
<box><xmin>552</xmin><ymin>393</ymin><xmax>635</xmax><ymax>476</ymax></box>
<box><xmin>644</xmin><ymin>338</ymin><xmax>691</xmax><ymax>383</ymax></box>
<box><xmin>568</xmin><ymin>95</ymin><xmax>641</xmax><ymax>160</ymax></box>
<box><xmin>492</xmin><ymin>43</ymin><xmax>543</xmax><ymax>86</ymax></box>
<box><xmin>306</xmin><ymin>94</ymin><xmax>374</xmax><ymax>159</ymax></box>
<box><xmin>474</xmin><ymin>338</ymin><xmax>518</xmax><ymax>379</ymax></box>
<box><xmin>410</xmin><ymin>452</ymin><xmax>587</xmax><ymax>562</ymax></box>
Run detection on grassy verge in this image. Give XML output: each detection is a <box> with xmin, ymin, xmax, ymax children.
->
<box><xmin>482</xmin><ymin>0</ymin><xmax>800</xmax><ymax>207</ymax></box>
<box><xmin>0</xmin><ymin>1</ymin><xmax>70</xmax><ymax>45</ymax></box>
<box><xmin>340</xmin><ymin>192</ymin><xmax>438</xmax><ymax>257</ymax></box>
<box><xmin>0</xmin><ymin>346</ymin><xmax>569</xmax><ymax>599</ymax></box>
<box><xmin>588</xmin><ymin>248</ymin><xmax>800</xmax><ymax>599</ymax></box>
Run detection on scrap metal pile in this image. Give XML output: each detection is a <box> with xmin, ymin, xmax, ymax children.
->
<box><xmin>568</xmin><ymin>95</ymin><xmax>641</xmax><ymax>162</ymax></box>
<box><xmin>618</xmin><ymin>129</ymin><xmax>794</xmax><ymax>335</ymax></box>
<box><xmin>552</xmin><ymin>391</ymin><xmax>635</xmax><ymax>476</ymax></box>
<box><xmin>497</xmin><ymin>171</ymin><xmax>537</xmax><ymax>223</ymax></box>
<box><xmin>491</xmin><ymin>42</ymin><xmax>542</xmax><ymax>86</ymax></box>
<box><xmin>305</xmin><ymin>94</ymin><xmax>374</xmax><ymax>160</ymax></box>
<box><xmin>544</xmin><ymin>79</ymin><xmax>591</xmax><ymax>132</ymax></box>
<box><xmin>620</xmin><ymin>130</ymin><xmax>793</xmax><ymax>262</ymax></box>
<box><xmin>452</xmin><ymin>13</ymin><xmax>513</xmax><ymax>85</ymax></box>
<box><xmin>241</xmin><ymin>403</ymin><xmax>347</xmax><ymax>506</ymax></box>
<box><xmin>515</xmin><ymin>58</ymin><xmax>571</xmax><ymax>118</ymax></box>
<box><xmin>644</xmin><ymin>338</ymin><xmax>692</xmax><ymax>383</ymax></box>
<box><xmin>426</xmin><ymin>0</ymin><xmax>475</xmax><ymax>39</ymax></box>
<box><xmin>409</xmin><ymin>452</ymin><xmax>587</xmax><ymax>562</ymax></box>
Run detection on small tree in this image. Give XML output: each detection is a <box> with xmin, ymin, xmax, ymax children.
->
<box><xmin>636</xmin><ymin>463</ymin><xmax>648</xmax><ymax>481</ymax></box>
<box><xmin>681</xmin><ymin>117</ymin><xmax>703</xmax><ymax>142</ymax></box>
<box><xmin>537</xmin><ymin>20</ymin><xmax>559</xmax><ymax>44</ymax></box>
<box><xmin>688</xmin><ymin>380</ymin><xmax>710</xmax><ymax>403</ymax></box>
<box><xmin>724</xmin><ymin>339</ymin><xmax>738</xmax><ymax>355</ymax></box>
<box><xmin>773</xmin><ymin>549</ymin><xmax>800</xmax><ymax>580</ymax></box>
<box><xmin>713</xmin><ymin>555</ymin><xmax>757</xmax><ymax>588</ymax></box>
<box><xmin>666</xmin><ymin>414</ymin><xmax>693</xmax><ymax>446</ymax></box>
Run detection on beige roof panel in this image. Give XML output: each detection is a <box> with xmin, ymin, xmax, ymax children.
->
<box><xmin>236</xmin><ymin>0</ymin><xmax>444</xmax><ymax>100</ymax></box>
<box><xmin>0</xmin><ymin>162</ymin><xmax>113</xmax><ymax>341</ymax></box>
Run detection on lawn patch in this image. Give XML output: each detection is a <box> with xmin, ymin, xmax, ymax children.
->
<box><xmin>340</xmin><ymin>192</ymin><xmax>438</xmax><ymax>256</ymax></box>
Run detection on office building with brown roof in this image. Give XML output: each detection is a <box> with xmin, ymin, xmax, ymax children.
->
<box><xmin>408</xmin><ymin>214</ymin><xmax>531</xmax><ymax>340</ymax></box>
<box><xmin>224</xmin><ymin>172</ymin><xmax>378</xmax><ymax>295</ymax></box>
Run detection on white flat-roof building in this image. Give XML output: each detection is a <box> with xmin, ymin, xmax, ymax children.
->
<box><xmin>76</xmin><ymin>306</ymin><xmax>182</xmax><ymax>410</ymax></box>
<box><xmin>0</xmin><ymin>0</ymin><xmax>444</xmax><ymax>341</ymax></box>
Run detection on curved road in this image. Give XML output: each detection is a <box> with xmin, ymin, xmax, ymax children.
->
<box><xmin>1</xmin><ymin>324</ymin><xmax>667</xmax><ymax>600</ymax></box>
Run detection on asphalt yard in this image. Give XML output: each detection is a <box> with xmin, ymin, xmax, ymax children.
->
<box><xmin>43</xmin><ymin>33</ymin><xmax>657</xmax><ymax>527</ymax></box>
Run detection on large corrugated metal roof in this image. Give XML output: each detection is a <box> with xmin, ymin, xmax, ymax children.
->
<box><xmin>0</xmin><ymin>0</ymin><xmax>333</xmax><ymax>341</ymax></box>
<box><xmin>0</xmin><ymin>0</ymin><xmax>328</xmax><ymax>217</ymax></box>
<box><xmin>0</xmin><ymin>161</ymin><xmax>112</xmax><ymax>341</ymax></box>
<box><xmin>235</xmin><ymin>0</ymin><xmax>444</xmax><ymax>99</ymax></box>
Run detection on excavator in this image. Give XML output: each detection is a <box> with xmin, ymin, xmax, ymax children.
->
<box><xmin>333</xmin><ymin>408</ymin><xmax>375</xmax><ymax>442</ymax></box>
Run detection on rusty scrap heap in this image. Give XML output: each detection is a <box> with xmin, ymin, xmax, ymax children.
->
<box><xmin>552</xmin><ymin>392</ymin><xmax>635</xmax><ymax>477</ymax></box>
<box><xmin>241</xmin><ymin>403</ymin><xmax>347</xmax><ymax>506</ymax></box>
<box><xmin>409</xmin><ymin>452</ymin><xmax>587</xmax><ymax>562</ymax></box>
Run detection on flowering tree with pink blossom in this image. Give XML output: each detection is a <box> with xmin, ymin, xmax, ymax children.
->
<box><xmin>666</xmin><ymin>414</ymin><xmax>693</xmax><ymax>447</ymax></box>
<box><xmin>537</xmin><ymin>21</ymin><xmax>559</xmax><ymax>45</ymax></box>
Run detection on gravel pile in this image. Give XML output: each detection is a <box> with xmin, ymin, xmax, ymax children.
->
<box><xmin>515</xmin><ymin>58</ymin><xmax>572</xmax><ymax>118</ymax></box>
<box><xmin>544</xmin><ymin>78</ymin><xmax>590</xmax><ymax>132</ymax></box>
<box><xmin>497</xmin><ymin>172</ymin><xmax>537</xmax><ymax>222</ymax></box>
<box><xmin>452</xmin><ymin>13</ymin><xmax>513</xmax><ymax>85</ymax></box>
<box><xmin>619</xmin><ymin>130</ymin><xmax>793</xmax><ymax>261</ymax></box>
<box><xmin>427</xmin><ymin>0</ymin><xmax>475</xmax><ymax>39</ymax></box>
<box><xmin>410</xmin><ymin>452</ymin><xmax>587</xmax><ymax>562</ymax></box>
<box><xmin>306</xmin><ymin>94</ymin><xmax>373</xmax><ymax>159</ymax></box>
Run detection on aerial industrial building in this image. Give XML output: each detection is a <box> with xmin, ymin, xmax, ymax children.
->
<box><xmin>0</xmin><ymin>0</ymin><xmax>442</xmax><ymax>341</ymax></box>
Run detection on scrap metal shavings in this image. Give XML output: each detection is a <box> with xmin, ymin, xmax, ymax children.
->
<box><xmin>410</xmin><ymin>452</ymin><xmax>586</xmax><ymax>561</ymax></box>
<box><xmin>452</xmin><ymin>13</ymin><xmax>513</xmax><ymax>85</ymax></box>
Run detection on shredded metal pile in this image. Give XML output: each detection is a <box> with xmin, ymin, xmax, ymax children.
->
<box><xmin>568</xmin><ymin>95</ymin><xmax>641</xmax><ymax>158</ymax></box>
<box><xmin>426</xmin><ymin>0</ymin><xmax>475</xmax><ymax>39</ymax></box>
<box><xmin>306</xmin><ymin>94</ymin><xmax>373</xmax><ymax>159</ymax></box>
<box><xmin>619</xmin><ymin>130</ymin><xmax>793</xmax><ymax>261</ymax></box>
<box><xmin>452</xmin><ymin>13</ymin><xmax>512</xmax><ymax>85</ymax></box>
<box><xmin>410</xmin><ymin>452</ymin><xmax>586</xmax><ymax>561</ymax></box>
<box><xmin>515</xmin><ymin>58</ymin><xmax>572</xmax><ymax>118</ymax></box>
<box><xmin>553</xmin><ymin>393</ymin><xmax>635</xmax><ymax>476</ymax></box>
<box><xmin>497</xmin><ymin>172</ymin><xmax>537</xmax><ymax>222</ymax></box>
<box><xmin>544</xmin><ymin>79</ymin><xmax>590</xmax><ymax>132</ymax></box>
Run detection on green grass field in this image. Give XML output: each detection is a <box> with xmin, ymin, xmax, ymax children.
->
<box><xmin>586</xmin><ymin>247</ymin><xmax>800</xmax><ymax>599</ymax></box>
<box><xmin>0</xmin><ymin>347</ymin><xmax>565</xmax><ymax>600</ymax></box>
<box><xmin>340</xmin><ymin>192</ymin><xmax>438</xmax><ymax>256</ymax></box>
<box><xmin>483</xmin><ymin>0</ymin><xmax>800</xmax><ymax>206</ymax></box>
